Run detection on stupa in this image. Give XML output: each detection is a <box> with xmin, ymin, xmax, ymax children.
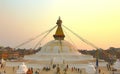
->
<box><xmin>16</xmin><ymin>62</ymin><xmax>28</xmax><ymax>74</ymax></box>
<box><xmin>0</xmin><ymin>58</ymin><xmax>6</xmax><ymax>64</ymax></box>
<box><xmin>113</xmin><ymin>59</ymin><xmax>120</xmax><ymax>70</ymax></box>
<box><xmin>24</xmin><ymin>17</ymin><xmax>94</xmax><ymax>64</ymax></box>
<box><xmin>0</xmin><ymin>58</ymin><xmax>6</xmax><ymax>68</ymax></box>
<box><xmin>85</xmin><ymin>63</ymin><xmax>96</xmax><ymax>74</ymax></box>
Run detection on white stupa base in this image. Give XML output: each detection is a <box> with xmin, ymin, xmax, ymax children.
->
<box><xmin>24</xmin><ymin>53</ymin><xmax>94</xmax><ymax>65</ymax></box>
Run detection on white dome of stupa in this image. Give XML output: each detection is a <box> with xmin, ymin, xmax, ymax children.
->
<box><xmin>113</xmin><ymin>59</ymin><xmax>120</xmax><ymax>70</ymax></box>
<box><xmin>37</xmin><ymin>40</ymin><xmax>80</xmax><ymax>55</ymax></box>
<box><xmin>16</xmin><ymin>62</ymin><xmax>28</xmax><ymax>74</ymax></box>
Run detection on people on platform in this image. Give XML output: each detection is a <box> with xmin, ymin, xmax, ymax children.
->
<box><xmin>34</xmin><ymin>70</ymin><xmax>39</xmax><ymax>74</ymax></box>
<box><xmin>56</xmin><ymin>66</ymin><xmax>61</xmax><ymax>74</ymax></box>
<box><xmin>106</xmin><ymin>64</ymin><xmax>111</xmax><ymax>71</ymax></box>
<box><xmin>26</xmin><ymin>68</ymin><xmax>32</xmax><ymax>74</ymax></box>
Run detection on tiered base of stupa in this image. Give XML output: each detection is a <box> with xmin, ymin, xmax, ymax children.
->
<box><xmin>24</xmin><ymin>53</ymin><xmax>94</xmax><ymax>64</ymax></box>
<box><xmin>23</xmin><ymin>53</ymin><xmax>97</xmax><ymax>74</ymax></box>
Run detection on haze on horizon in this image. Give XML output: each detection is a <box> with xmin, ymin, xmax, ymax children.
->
<box><xmin>0</xmin><ymin>0</ymin><xmax>120</xmax><ymax>50</ymax></box>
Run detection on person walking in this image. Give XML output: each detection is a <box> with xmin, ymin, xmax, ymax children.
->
<box><xmin>26</xmin><ymin>68</ymin><xmax>33</xmax><ymax>74</ymax></box>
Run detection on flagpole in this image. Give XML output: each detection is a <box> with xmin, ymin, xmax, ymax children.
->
<box><xmin>96</xmin><ymin>49</ymin><xmax>99</xmax><ymax>74</ymax></box>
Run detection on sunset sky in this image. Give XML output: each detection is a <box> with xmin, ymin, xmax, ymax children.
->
<box><xmin>0</xmin><ymin>0</ymin><xmax>120</xmax><ymax>50</ymax></box>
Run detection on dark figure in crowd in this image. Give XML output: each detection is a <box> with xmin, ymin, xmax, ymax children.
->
<box><xmin>35</xmin><ymin>70</ymin><xmax>39</xmax><ymax>74</ymax></box>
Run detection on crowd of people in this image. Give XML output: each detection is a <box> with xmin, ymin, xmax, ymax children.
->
<box><xmin>25</xmin><ymin>64</ymin><xmax>84</xmax><ymax>74</ymax></box>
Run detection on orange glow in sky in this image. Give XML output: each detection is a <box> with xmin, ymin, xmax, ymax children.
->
<box><xmin>0</xmin><ymin>0</ymin><xmax>120</xmax><ymax>50</ymax></box>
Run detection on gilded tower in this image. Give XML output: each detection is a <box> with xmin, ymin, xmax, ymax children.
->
<box><xmin>53</xmin><ymin>17</ymin><xmax>65</xmax><ymax>40</ymax></box>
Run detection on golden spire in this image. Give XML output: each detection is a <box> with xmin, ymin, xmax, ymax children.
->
<box><xmin>53</xmin><ymin>17</ymin><xmax>65</xmax><ymax>40</ymax></box>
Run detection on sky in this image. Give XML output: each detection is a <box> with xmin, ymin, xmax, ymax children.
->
<box><xmin>0</xmin><ymin>0</ymin><xmax>120</xmax><ymax>50</ymax></box>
